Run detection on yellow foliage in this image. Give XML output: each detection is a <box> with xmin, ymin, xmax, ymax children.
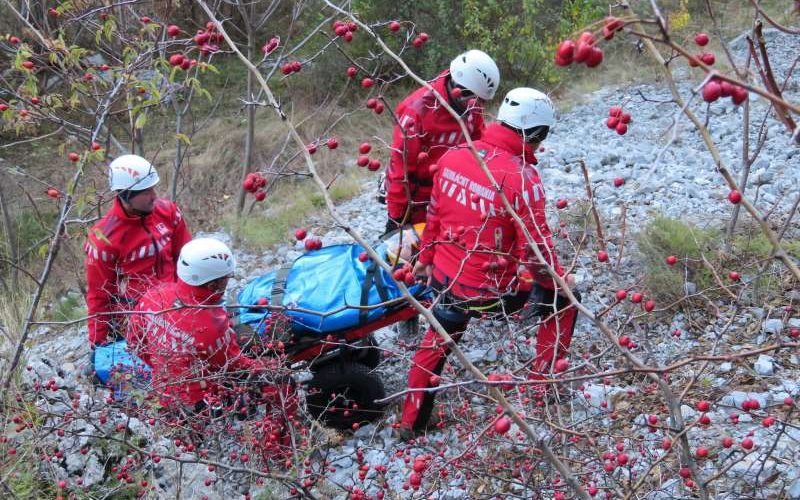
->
<box><xmin>670</xmin><ymin>0</ymin><xmax>692</xmax><ymax>31</ymax></box>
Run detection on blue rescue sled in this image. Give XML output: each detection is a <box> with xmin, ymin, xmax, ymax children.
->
<box><xmin>236</xmin><ymin>243</ymin><xmax>429</xmax><ymax>335</ymax></box>
<box><xmin>93</xmin><ymin>340</ymin><xmax>151</xmax><ymax>388</ymax></box>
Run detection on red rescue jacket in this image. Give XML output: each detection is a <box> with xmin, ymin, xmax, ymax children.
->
<box><xmin>127</xmin><ymin>280</ymin><xmax>266</xmax><ymax>407</ymax></box>
<box><xmin>84</xmin><ymin>197</ymin><xmax>192</xmax><ymax>345</ymax></box>
<box><xmin>418</xmin><ymin>123</ymin><xmax>565</xmax><ymax>298</ymax></box>
<box><xmin>386</xmin><ymin>70</ymin><xmax>486</xmax><ymax>224</ymax></box>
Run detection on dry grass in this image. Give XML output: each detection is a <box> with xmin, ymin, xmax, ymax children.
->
<box><xmin>0</xmin><ymin>280</ymin><xmax>33</xmax><ymax>373</ymax></box>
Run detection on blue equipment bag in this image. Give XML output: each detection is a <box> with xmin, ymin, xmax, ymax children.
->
<box><xmin>93</xmin><ymin>340</ymin><xmax>151</xmax><ymax>388</ymax></box>
<box><xmin>236</xmin><ymin>243</ymin><xmax>428</xmax><ymax>335</ymax></box>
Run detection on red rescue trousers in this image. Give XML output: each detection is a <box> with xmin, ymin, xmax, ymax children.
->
<box><xmin>401</xmin><ymin>285</ymin><xmax>580</xmax><ymax>430</ymax></box>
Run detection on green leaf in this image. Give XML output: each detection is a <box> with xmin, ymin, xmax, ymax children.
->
<box><xmin>134</xmin><ymin>113</ymin><xmax>147</xmax><ymax>129</ymax></box>
<box><xmin>92</xmin><ymin>229</ymin><xmax>111</xmax><ymax>245</ymax></box>
<box><xmin>175</xmin><ymin>133</ymin><xmax>191</xmax><ymax>146</ymax></box>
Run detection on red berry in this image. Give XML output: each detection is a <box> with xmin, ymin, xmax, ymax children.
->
<box><xmin>556</xmin><ymin>199</ymin><xmax>568</xmax><ymax>209</ymax></box>
<box><xmin>9</xmin><ymin>36</ymin><xmax>20</xmax><ymax>44</ymax></box>
<box><xmin>326</xmin><ymin>137</ymin><xmax>338</xmax><ymax>149</ymax></box>
<box><xmin>388</xmin><ymin>21</ymin><xmax>401</xmax><ymax>32</ymax></box>
<box><xmin>613</xmin><ymin>177</ymin><xmax>625</xmax><ymax>187</ymax></box>
<box><xmin>722</xmin><ymin>436</ymin><xmax>733</xmax><ymax>448</ymax></box>
<box><xmin>597</xmin><ymin>250</ymin><xmax>609</xmax><ymax>262</ymax></box>
<box><xmin>620</xmin><ymin>112</ymin><xmax>632</xmax><ymax>124</ymax></box>
<box><xmin>609</xmin><ymin>106</ymin><xmax>622</xmax><ymax>117</ymax></box>
<box><xmin>585</xmin><ymin>47</ymin><xmax>604</xmax><ymax>67</ymax></box>
<box><xmin>695</xmin><ymin>447</ymin><xmax>708</xmax><ymax>458</ymax></box>
<box><xmin>616</xmin><ymin>290</ymin><xmax>628</xmax><ymax>301</ymax></box>
<box><xmin>720</xmin><ymin>81</ymin><xmax>735</xmax><ymax>97</ymax></box>
<box><xmin>254</xmin><ymin>191</ymin><xmax>266</xmax><ymax>202</ymax></box>
<box><xmin>728</xmin><ymin>271</ymin><xmax>740</xmax><ymax>281</ymax></box>
<box><xmin>666</xmin><ymin>255</ymin><xmax>678</xmax><ymax>265</ymax></box>
<box><xmin>68</xmin><ymin>152</ymin><xmax>80</xmax><ymax>162</ymax></box>
<box><xmin>727</xmin><ymin>190</ymin><xmax>742</xmax><ymax>204</ymax></box>
<box><xmin>554</xmin><ymin>358</ymin><xmax>569</xmax><ymax>372</ymax></box>
<box><xmin>347</xmin><ymin>66</ymin><xmax>357</xmax><ymax>78</ymax></box>
<box><xmin>361</xmin><ymin>78</ymin><xmax>374</xmax><ymax>88</ymax></box>
<box><xmin>615</xmin><ymin>122</ymin><xmax>628</xmax><ymax>135</ymax></box>
<box><xmin>294</xmin><ymin>228</ymin><xmax>307</xmax><ymax>240</ymax></box>
<box><xmin>359</xmin><ymin>142</ymin><xmax>372</xmax><ymax>154</ymax></box>
<box><xmin>697</xmin><ymin>400</ymin><xmax>710</xmax><ymax>412</ymax></box>
<box><xmin>167</xmin><ymin>25</ymin><xmax>181</xmax><ymax>37</ymax></box>
<box><xmin>307</xmin><ymin>144</ymin><xmax>317</xmax><ymax>154</ymax></box>
<box><xmin>661</xmin><ymin>438</ymin><xmax>672</xmax><ymax>450</ymax></box>
<box><xmin>356</xmin><ymin>156</ymin><xmax>369</xmax><ymax>167</ymax></box>
<box><xmin>574</xmin><ymin>42</ymin><xmax>592</xmax><ymax>63</ymax></box>
<box><xmin>556</xmin><ymin>40</ymin><xmax>575</xmax><ymax>65</ymax></box>
<box><xmin>494</xmin><ymin>417</ymin><xmax>511</xmax><ymax>434</ymax></box>
<box><xmin>643</xmin><ymin>300</ymin><xmax>655</xmax><ymax>312</ymax></box>
<box><xmin>607</xmin><ymin>117</ymin><xmax>619</xmax><ymax>129</ymax></box>
<box><xmin>140</xmin><ymin>16</ymin><xmax>151</xmax><ymax>24</ymax></box>
<box><xmin>701</xmin><ymin>52</ymin><xmax>716</xmax><ymax>65</ymax></box>
<box><xmin>169</xmin><ymin>54</ymin><xmax>184</xmax><ymax>66</ymax></box>
<box><xmin>631</xmin><ymin>292</ymin><xmax>643</xmax><ymax>304</ymax></box>
<box><xmin>22</xmin><ymin>60</ymin><xmax>34</xmax><ymax>70</ymax></box>
<box><xmin>419</xmin><ymin>32</ymin><xmax>429</xmax><ymax>42</ymax></box>
<box><xmin>368</xmin><ymin>159</ymin><xmax>381</xmax><ymax>171</ymax></box>
<box><xmin>46</xmin><ymin>188</ymin><xmax>60</xmax><ymax>199</ymax></box>
<box><xmin>762</xmin><ymin>416</ymin><xmax>776</xmax><ymax>427</ymax></box>
<box><xmin>731</xmin><ymin>86</ymin><xmax>749</xmax><ymax>105</ymax></box>
<box><xmin>358</xmin><ymin>251</ymin><xmax>369</xmax><ymax>262</ymax></box>
<box><xmin>741</xmin><ymin>438</ymin><xmax>754</xmax><ymax>450</ymax></box>
<box><xmin>702</xmin><ymin>81</ymin><xmax>722</xmax><ymax>102</ymax></box>
<box><xmin>695</xmin><ymin>33</ymin><xmax>709</xmax><ymax>46</ymax></box>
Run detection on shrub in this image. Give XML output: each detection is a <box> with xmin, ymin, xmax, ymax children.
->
<box><xmin>636</xmin><ymin>216</ymin><xmax>796</xmax><ymax>309</ymax></box>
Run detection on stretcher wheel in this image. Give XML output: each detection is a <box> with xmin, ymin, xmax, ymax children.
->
<box><xmin>306</xmin><ymin>362</ymin><xmax>385</xmax><ymax>429</ymax></box>
<box><xmin>354</xmin><ymin>334</ymin><xmax>381</xmax><ymax>369</ymax></box>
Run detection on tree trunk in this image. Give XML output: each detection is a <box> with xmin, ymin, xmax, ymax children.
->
<box><xmin>235</xmin><ymin>3</ymin><xmax>256</xmax><ymax>220</ymax></box>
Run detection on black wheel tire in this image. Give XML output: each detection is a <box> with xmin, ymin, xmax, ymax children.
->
<box><xmin>306</xmin><ymin>362</ymin><xmax>385</xmax><ymax>429</ymax></box>
<box><xmin>355</xmin><ymin>334</ymin><xmax>381</xmax><ymax>369</ymax></box>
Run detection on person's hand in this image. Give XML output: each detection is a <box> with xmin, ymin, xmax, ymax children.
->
<box><xmin>413</xmin><ymin>261</ymin><xmax>433</xmax><ymax>286</ymax></box>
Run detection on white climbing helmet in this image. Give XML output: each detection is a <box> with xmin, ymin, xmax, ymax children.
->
<box><xmin>497</xmin><ymin>88</ymin><xmax>556</xmax><ymax>141</ymax></box>
<box><xmin>449</xmin><ymin>50</ymin><xmax>500</xmax><ymax>101</ymax></box>
<box><xmin>108</xmin><ymin>154</ymin><xmax>160</xmax><ymax>192</ymax></box>
<box><xmin>177</xmin><ymin>238</ymin><xmax>236</xmax><ymax>286</ymax></box>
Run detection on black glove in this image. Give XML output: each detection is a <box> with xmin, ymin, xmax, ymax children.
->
<box><xmin>384</xmin><ymin>217</ymin><xmax>402</xmax><ymax>235</ymax></box>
